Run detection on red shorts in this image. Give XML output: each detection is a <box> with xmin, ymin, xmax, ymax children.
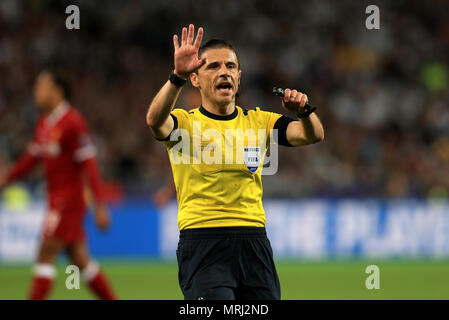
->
<box><xmin>41</xmin><ymin>208</ymin><xmax>86</xmax><ymax>244</ymax></box>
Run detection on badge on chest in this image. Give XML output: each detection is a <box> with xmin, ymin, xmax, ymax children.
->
<box><xmin>243</xmin><ymin>146</ymin><xmax>261</xmax><ymax>173</ymax></box>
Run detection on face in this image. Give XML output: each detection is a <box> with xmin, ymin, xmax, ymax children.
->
<box><xmin>33</xmin><ymin>72</ymin><xmax>58</xmax><ymax>110</ymax></box>
<box><xmin>190</xmin><ymin>48</ymin><xmax>241</xmax><ymax>107</ymax></box>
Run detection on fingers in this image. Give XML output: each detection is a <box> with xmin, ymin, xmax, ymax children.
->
<box><xmin>290</xmin><ymin>89</ymin><xmax>298</xmax><ymax>103</ymax></box>
<box><xmin>194</xmin><ymin>27</ymin><xmax>204</xmax><ymax>49</ymax></box>
<box><xmin>178</xmin><ymin>24</ymin><xmax>203</xmax><ymax>48</ymax></box>
<box><xmin>173</xmin><ymin>34</ymin><xmax>179</xmax><ymax>50</ymax></box>
<box><xmin>181</xmin><ymin>26</ymin><xmax>187</xmax><ymax>46</ymax></box>
<box><xmin>283</xmin><ymin>88</ymin><xmax>291</xmax><ymax>103</ymax></box>
<box><xmin>299</xmin><ymin>94</ymin><xmax>308</xmax><ymax>107</ymax></box>
<box><xmin>187</xmin><ymin>24</ymin><xmax>194</xmax><ymax>45</ymax></box>
<box><xmin>195</xmin><ymin>56</ymin><xmax>206</xmax><ymax>69</ymax></box>
<box><xmin>283</xmin><ymin>88</ymin><xmax>308</xmax><ymax>107</ymax></box>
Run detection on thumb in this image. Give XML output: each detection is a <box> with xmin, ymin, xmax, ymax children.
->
<box><xmin>196</xmin><ymin>57</ymin><xmax>206</xmax><ymax>69</ymax></box>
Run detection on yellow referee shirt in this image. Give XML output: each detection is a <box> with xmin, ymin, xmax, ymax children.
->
<box><xmin>161</xmin><ymin>105</ymin><xmax>282</xmax><ymax>230</ymax></box>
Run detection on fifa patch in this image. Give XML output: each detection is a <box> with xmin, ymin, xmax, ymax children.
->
<box><xmin>243</xmin><ymin>146</ymin><xmax>261</xmax><ymax>173</ymax></box>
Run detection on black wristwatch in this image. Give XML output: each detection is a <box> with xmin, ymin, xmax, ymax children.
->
<box><xmin>169</xmin><ymin>72</ymin><xmax>187</xmax><ymax>87</ymax></box>
<box><xmin>296</xmin><ymin>105</ymin><xmax>317</xmax><ymax>118</ymax></box>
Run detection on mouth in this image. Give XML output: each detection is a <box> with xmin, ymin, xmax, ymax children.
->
<box><xmin>215</xmin><ymin>81</ymin><xmax>233</xmax><ymax>95</ymax></box>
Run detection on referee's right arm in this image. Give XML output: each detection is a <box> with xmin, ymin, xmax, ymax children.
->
<box><xmin>146</xmin><ymin>24</ymin><xmax>205</xmax><ymax>140</ymax></box>
<box><xmin>146</xmin><ymin>79</ymin><xmax>182</xmax><ymax>140</ymax></box>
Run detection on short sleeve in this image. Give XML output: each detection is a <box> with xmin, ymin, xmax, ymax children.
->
<box><xmin>160</xmin><ymin>108</ymin><xmax>191</xmax><ymax>149</ymax></box>
<box><xmin>253</xmin><ymin>107</ymin><xmax>296</xmax><ymax>147</ymax></box>
<box><xmin>156</xmin><ymin>114</ymin><xmax>178</xmax><ymax>141</ymax></box>
<box><xmin>273</xmin><ymin>115</ymin><xmax>296</xmax><ymax>147</ymax></box>
<box><xmin>266</xmin><ymin>111</ymin><xmax>283</xmax><ymax>134</ymax></box>
<box><xmin>171</xmin><ymin>108</ymin><xmax>190</xmax><ymax>131</ymax></box>
<box><xmin>251</xmin><ymin>107</ymin><xmax>282</xmax><ymax>137</ymax></box>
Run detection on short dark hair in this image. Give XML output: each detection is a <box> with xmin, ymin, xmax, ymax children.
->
<box><xmin>198</xmin><ymin>39</ymin><xmax>240</xmax><ymax>69</ymax></box>
<box><xmin>42</xmin><ymin>68</ymin><xmax>71</xmax><ymax>99</ymax></box>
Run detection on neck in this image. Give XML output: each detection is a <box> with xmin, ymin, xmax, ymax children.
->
<box><xmin>43</xmin><ymin>97</ymin><xmax>64</xmax><ymax>114</ymax></box>
<box><xmin>201</xmin><ymin>98</ymin><xmax>235</xmax><ymax>116</ymax></box>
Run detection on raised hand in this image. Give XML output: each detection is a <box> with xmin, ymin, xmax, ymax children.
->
<box><xmin>173</xmin><ymin>24</ymin><xmax>205</xmax><ymax>79</ymax></box>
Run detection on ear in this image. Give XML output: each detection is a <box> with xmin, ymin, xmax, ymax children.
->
<box><xmin>238</xmin><ymin>70</ymin><xmax>242</xmax><ymax>84</ymax></box>
<box><xmin>190</xmin><ymin>72</ymin><xmax>200</xmax><ymax>89</ymax></box>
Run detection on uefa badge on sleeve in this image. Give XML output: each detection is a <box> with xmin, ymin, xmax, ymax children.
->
<box><xmin>243</xmin><ymin>146</ymin><xmax>261</xmax><ymax>173</ymax></box>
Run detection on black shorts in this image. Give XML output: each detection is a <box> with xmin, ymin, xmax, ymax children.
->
<box><xmin>176</xmin><ymin>226</ymin><xmax>281</xmax><ymax>300</ymax></box>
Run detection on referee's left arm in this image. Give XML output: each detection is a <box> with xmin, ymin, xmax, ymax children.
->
<box><xmin>281</xmin><ymin>88</ymin><xmax>324</xmax><ymax>146</ymax></box>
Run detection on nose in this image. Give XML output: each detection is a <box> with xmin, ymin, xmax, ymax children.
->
<box><xmin>218</xmin><ymin>64</ymin><xmax>230</xmax><ymax>77</ymax></box>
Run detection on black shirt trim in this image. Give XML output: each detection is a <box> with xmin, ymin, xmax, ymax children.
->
<box><xmin>273</xmin><ymin>115</ymin><xmax>295</xmax><ymax>147</ymax></box>
<box><xmin>199</xmin><ymin>105</ymin><xmax>238</xmax><ymax>121</ymax></box>
<box><xmin>156</xmin><ymin>114</ymin><xmax>178</xmax><ymax>141</ymax></box>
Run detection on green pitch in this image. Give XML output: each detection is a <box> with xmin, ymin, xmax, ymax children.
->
<box><xmin>1</xmin><ymin>260</ymin><xmax>448</xmax><ymax>299</ymax></box>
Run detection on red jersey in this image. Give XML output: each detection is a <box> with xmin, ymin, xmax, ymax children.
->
<box><xmin>6</xmin><ymin>101</ymin><xmax>104</xmax><ymax>217</ymax></box>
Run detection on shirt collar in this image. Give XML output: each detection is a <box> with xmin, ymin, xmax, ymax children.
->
<box><xmin>46</xmin><ymin>100</ymin><xmax>70</xmax><ymax>126</ymax></box>
<box><xmin>199</xmin><ymin>105</ymin><xmax>238</xmax><ymax>121</ymax></box>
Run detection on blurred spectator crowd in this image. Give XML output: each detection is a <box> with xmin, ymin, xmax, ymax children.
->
<box><xmin>0</xmin><ymin>0</ymin><xmax>448</xmax><ymax>199</ymax></box>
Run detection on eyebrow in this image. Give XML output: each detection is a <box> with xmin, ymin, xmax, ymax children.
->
<box><xmin>205</xmin><ymin>61</ymin><xmax>237</xmax><ymax>68</ymax></box>
<box><xmin>206</xmin><ymin>61</ymin><xmax>219</xmax><ymax>68</ymax></box>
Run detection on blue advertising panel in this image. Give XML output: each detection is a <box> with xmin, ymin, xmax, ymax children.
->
<box><xmin>1</xmin><ymin>198</ymin><xmax>449</xmax><ymax>262</ymax></box>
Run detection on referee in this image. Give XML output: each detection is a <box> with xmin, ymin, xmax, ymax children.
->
<box><xmin>146</xmin><ymin>24</ymin><xmax>324</xmax><ymax>300</ymax></box>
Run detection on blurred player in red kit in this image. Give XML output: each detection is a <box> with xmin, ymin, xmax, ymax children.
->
<box><xmin>0</xmin><ymin>69</ymin><xmax>117</xmax><ymax>300</ymax></box>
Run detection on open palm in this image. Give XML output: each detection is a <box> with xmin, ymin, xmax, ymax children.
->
<box><xmin>173</xmin><ymin>24</ymin><xmax>205</xmax><ymax>79</ymax></box>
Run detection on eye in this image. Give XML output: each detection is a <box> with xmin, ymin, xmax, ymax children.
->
<box><xmin>207</xmin><ymin>63</ymin><xmax>219</xmax><ymax>69</ymax></box>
